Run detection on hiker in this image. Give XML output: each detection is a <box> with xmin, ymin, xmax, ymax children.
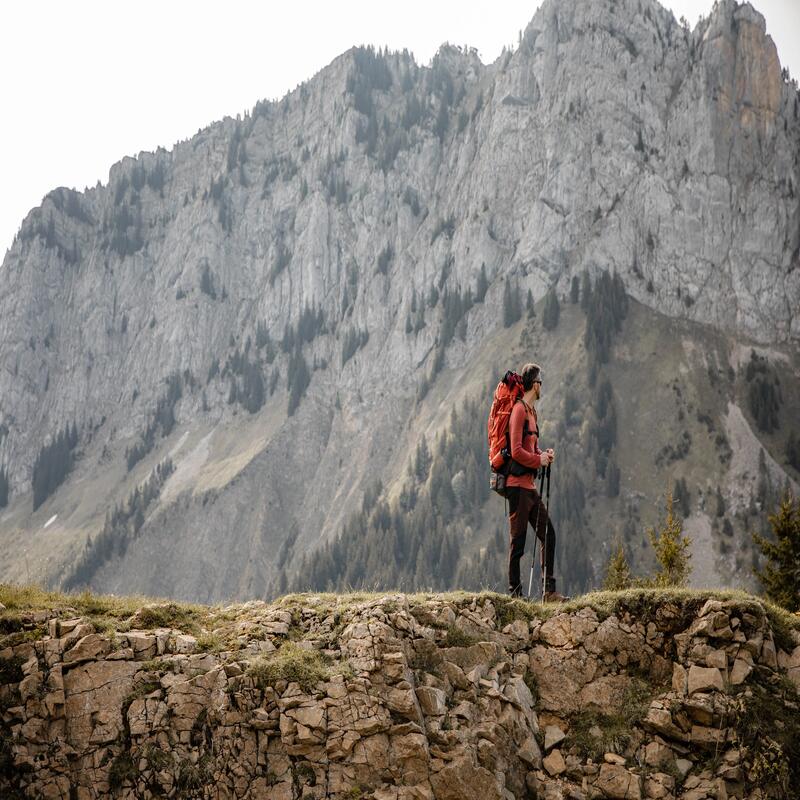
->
<box><xmin>506</xmin><ymin>362</ymin><xmax>565</xmax><ymax>601</ymax></box>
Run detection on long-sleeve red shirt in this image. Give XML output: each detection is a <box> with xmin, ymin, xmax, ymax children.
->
<box><xmin>506</xmin><ymin>399</ymin><xmax>543</xmax><ymax>491</ymax></box>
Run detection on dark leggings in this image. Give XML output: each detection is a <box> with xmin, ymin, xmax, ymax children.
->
<box><xmin>507</xmin><ymin>486</ymin><xmax>556</xmax><ymax>596</ymax></box>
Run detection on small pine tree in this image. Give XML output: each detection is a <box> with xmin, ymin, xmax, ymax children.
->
<box><xmin>606</xmin><ymin>461</ymin><xmax>621</xmax><ymax>498</ymax></box>
<box><xmin>570</xmin><ymin>275</ymin><xmax>580</xmax><ymax>304</ymax></box>
<box><xmin>287</xmin><ymin>349</ymin><xmax>311</xmax><ymax>416</ymax></box>
<box><xmin>715</xmin><ymin>486</ymin><xmax>726</xmax><ymax>517</ymax></box>
<box><xmin>646</xmin><ymin>492</ymin><xmax>692</xmax><ymax>587</ymax></box>
<box><xmin>526</xmin><ymin>289</ymin><xmax>535</xmax><ymax>319</ymax></box>
<box><xmin>580</xmin><ymin>270</ymin><xmax>592</xmax><ymax>311</ymax></box>
<box><xmin>603</xmin><ymin>539</ymin><xmax>632</xmax><ymax>590</ymax></box>
<box><xmin>752</xmin><ymin>493</ymin><xmax>800</xmax><ymax>611</ymax></box>
<box><xmin>200</xmin><ymin>262</ymin><xmax>216</xmax><ymax>299</ymax></box>
<box><xmin>542</xmin><ymin>289</ymin><xmax>560</xmax><ymax>330</ymax></box>
<box><xmin>502</xmin><ymin>280</ymin><xmax>522</xmax><ymax>327</ymax></box>
<box><xmin>0</xmin><ymin>466</ymin><xmax>9</xmax><ymax>508</ymax></box>
<box><xmin>673</xmin><ymin>477</ymin><xmax>690</xmax><ymax>517</ymax></box>
<box><xmin>786</xmin><ymin>431</ymin><xmax>800</xmax><ymax>471</ymax></box>
<box><xmin>476</xmin><ymin>263</ymin><xmax>488</xmax><ymax>302</ymax></box>
<box><xmin>413</xmin><ymin>437</ymin><xmax>432</xmax><ymax>481</ymax></box>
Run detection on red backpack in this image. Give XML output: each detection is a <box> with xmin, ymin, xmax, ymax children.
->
<box><xmin>487</xmin><ymin>371</ymin><xmax>524</xmax><ymax>495</ymax></box>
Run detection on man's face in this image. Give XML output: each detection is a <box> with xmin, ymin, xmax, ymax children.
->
<box><xmin>533</xmin><ymin>378</ymin><xmax>542</xmax><ymax>400</ymax></box>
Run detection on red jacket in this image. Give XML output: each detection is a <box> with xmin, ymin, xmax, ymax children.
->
<box><xmin>506</xmin><ymin>400</ymin><xmax>543</xmax><ymax>491</ymax></box>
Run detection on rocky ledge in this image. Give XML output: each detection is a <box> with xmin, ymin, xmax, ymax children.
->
<box><xmin>1</xmin><ymin>589</ymin><xmax>799</xmax><ymax>800</ymax></box>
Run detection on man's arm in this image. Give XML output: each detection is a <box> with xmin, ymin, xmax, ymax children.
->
<box><xmin>509</xmin><ymin>404</ymin><xmax>543</xmax><ymax>469</ymax></box>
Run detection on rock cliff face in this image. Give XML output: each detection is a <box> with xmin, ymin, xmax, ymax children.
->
<box><xmin>1</xmin><ymin>591</ymin><xmax>799</xmax><ymax>799</ymax></box>
<box><xmin>0</xmin><ymin>0</ymin><xmax>798</xmax><ymax>599</ymax></box>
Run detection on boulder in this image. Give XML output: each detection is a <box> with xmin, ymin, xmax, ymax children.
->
<box><xmin>542</xmin><ymin>749</ymin><xmax>566</xmax><ymax>776</ymax></box>
<box><xmin>594</xmin><ymin>763</ymin><xmax>642</xmax><ymax>799</ymax></box>
<box><xmin>729</xmin><ymin>658</ymin><xmax>752</xmax><ymax>685</ymax></box>
<box><xmin>63</xmin><ymin>660</ymin><xmax>139</xmax><ymax>749</ymax></box>
<box><xmin>544</xmin><ymin>725</ymin><xmax>566</xmax><ymax>752</ymax></box>
<box><xmin>63</xmin><ymin>633</ymin><xmax>112</xmax><ymax>664</ymax></box>
<box><xmin>518</xmin><ymin>735</ymin><xmax>542</xmax><ymax>769</ymax></box>
<box><xmin>579</xmin><ymin>675</ymin><xmax>632</xmax><ymax>714</ymax></box>
<box><xmin>687</xmin><ymin>665</ymin><xmax>724</xmax><ymax>695</ymax></box>
<box><xmin>429</xmin><ymin>758</ymin><xmax>503</xmax><ymax>800</ymax></box>
<box><xmin>690</xmin><ymin>725</ymin><xmax>727</xmax><ymax>749</ymax></box>
<box><xmin>416</xmin><ymin>686</ymin><xmax>446</xmax><ymax>716</ymax></box>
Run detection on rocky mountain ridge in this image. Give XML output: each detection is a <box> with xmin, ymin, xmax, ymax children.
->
<box><xmin>0</xmin><ymin>0</ymin><xmax>798</xmax><ymax>599</ymax></box>
<box><xmin>1</xmin><ymin>589</ymin><xmax>799</xmax><ymax>799</ymax></box>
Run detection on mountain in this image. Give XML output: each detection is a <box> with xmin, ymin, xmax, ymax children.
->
<box><xmin>1</xmin><ymin>587</ymin><xmax>799</xmax><ymax>798</ymax></box>
<box><xmin>0</xmin><ymin>0</ymin><xmax>798</xmax><ymax>601</ymax></box>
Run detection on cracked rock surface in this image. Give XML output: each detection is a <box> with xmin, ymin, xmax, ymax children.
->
<box><xmin>1</xmin><ymin>590</ymin><xmax>799</xmax><ymax>799</ymax></box>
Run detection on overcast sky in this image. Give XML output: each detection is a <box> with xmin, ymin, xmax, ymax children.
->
<box><xmin>1</xmin><ymin>0</ymin><xmax>797</xmax><ymax>258</ymax></box>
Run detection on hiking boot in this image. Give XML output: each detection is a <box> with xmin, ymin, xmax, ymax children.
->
<box><xmin>541</xmin><ymin>577</ymin><xmax>568</xmax><ymax>603</ymax></box>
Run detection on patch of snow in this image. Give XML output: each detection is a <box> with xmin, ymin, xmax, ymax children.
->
<box><xmin>43</xmin><ymin>515</ymin><xmax>57</xmax><ymax>529</ymax></box>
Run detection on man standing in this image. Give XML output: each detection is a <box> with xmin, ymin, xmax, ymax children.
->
<box><xmin>506</xmin><ymin>362</ymin><xmax>566</xmax><ymax>601</ymax></box>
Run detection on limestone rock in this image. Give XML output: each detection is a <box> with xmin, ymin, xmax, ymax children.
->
<box><xmin>519</xmin><ymin>735</ymin><xmax>542</xmax><ymax>769</ymax></box>
<box><xmin>544</xmin><ymin>725</ymin><xmax>566</xmax><ymax>752</ymax></box>
<box><xmin>63</xmin><ymin>634</ymin><xmax>111</xmax><ymax>664</ymax></box>
<box><xmin>415</xmin><ymin>686</ymin><xmax>446</xmax><ymax>716</ymax></box>
<box><xmin>542</xmin><ymin>749</ymin><xmax>566</xmax><ymax>776</ymax></box>
<box><xmin>594</xmin><ymin>763</ymin><xmax>642</xmax><ymax>799</ymax></box>
<box><xmin>63</xmin><ymin>660</ymin><xmax>139</xmax><ymax>748</ymax></box>
<box><xmin>429</xmin><ymin>758</ymin><xmax>503</xmax><ymax>800</ymax></box>
<box><xmin>579</xmin><ymin>675</ymin><xmax>632</xmax><ymax>714</ymax></box>
<box><xmin>3</xmin><ymin>590</ymin><xmax>799</xmax><ymax>800</ymax></box>
<box><xmin>729</xmin><ymin>657</ymin><xmax>752</xmax><ymax>685</ymax></box>
<box><xmin>687</xmin><ymin>665</ymin><xmax>724</xmax><ymax>695</ymax></box>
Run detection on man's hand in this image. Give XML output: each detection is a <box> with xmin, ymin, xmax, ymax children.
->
<box><xmin>540</xmin><ymin>448</ymin><xmax>555</xmax><ymax>467</ymax></box>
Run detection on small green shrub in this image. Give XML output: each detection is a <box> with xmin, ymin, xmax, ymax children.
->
<box><xmin>293</xmin><ymin>761</ymin><xmax>316</xmax><ymax>786</ymax></box>
<box><xmin>132</xmin><ymin>603</ymin><xmax>204</xmax><ymax>634</ymax></box>
<box><xmin>247</xmin><ymin>643</ymin><xmax>331</xmax><ymax>690</ymax></box>
<box><xmin>108</xmin><ymin>751</ymin><xmax>137</xmax><ymax>791</ymax></box>
<box><xmin>409</xmin><ymin>639</ymin><xmax>443</xmax><ymax>675</ymax></box>
<box><xmin>142</xmin><ymin>742</ymin><xmax>171</xmax><ymax>772</ymax></box>
<box><xmin>492</xmin><ymin>595</ymin><xmax>539</xmax><ymax>627</ymax></box>
<box><xmin>176</xmin><ymin>756</ymin><xmax>211</xmax><ymax>792</ymax></box>
<box><xmin>566</xmin><ymin>679</ymin><xmax>651</xmax><ymax>761</ymax></box>
<box><xmin>0</xmin><ymin>657</ymin><xmax>25</xmax><ymax>685</ymax></box>
<box><xmin>195</xmin><ymin>632</ymin><xmax>225</xmax><ymax>653</ymax></box>
<box><xmin>443</xmin><ymin>625</ymin><xmax>477</xmax><ymax>648</ymax></box>
<box><xmin>733</xmin><ymin>680</ymin><xmax>800</xmax><ymax>792</ymax></box>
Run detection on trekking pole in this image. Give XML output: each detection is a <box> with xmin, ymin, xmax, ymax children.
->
<box><xmin>527</xmin><ymin>529</ymin><xmax>538</xmax><ymax>600</ymax></box>
<box><xmin>527</xmin><ymin>468</ymin><xmax>546</xmax><ymax>599</ymax></box>
<box><xmin>541</xmin><ymin>464</ymin><xmax>552</xmax><ymax>605</ymax></box>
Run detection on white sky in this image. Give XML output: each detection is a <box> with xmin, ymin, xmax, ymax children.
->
<box><xmin>1</xmin><ymin>0</ymin><xmax>797</xmax><ymax>258</ymax></box>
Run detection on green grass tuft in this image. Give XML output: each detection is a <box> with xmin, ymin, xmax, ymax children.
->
<box><xmin>0</xmin><ymin>657</ymin><xmax>25</xmax><ymax>686</ymax></box>
<box><xmin>108</xmin><ymin>751</ymin><xmax>137</xmax><ymax>791</ymax></box>
<box><xmin>442</xmin><ymin>625</ymin><xmax>478</xmax><ymax>648</ymax></box>
<box><xmin>566</xmin><ymin>678</ymin><xmax>652</xmax><ymax>761</ymax></box>
<box><xmin>246</xmin><ymin>642</ymin><xmax>344</xmax><ymax>691</ymax></box>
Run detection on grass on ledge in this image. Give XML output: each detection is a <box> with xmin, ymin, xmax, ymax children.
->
<box><xmin>0</xmin><ymin>583</ymin><xmax>212</xmax><ymax>637</ymax></box>
<box><xmin>246</xmin><ymin>642</ymin><xmax>352</xmax><ymax>690</ymax></box>
<box><xmin>1</xmin><ymin>583</ymin><xmax>797</xmax><ymax>651</ymax></box>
